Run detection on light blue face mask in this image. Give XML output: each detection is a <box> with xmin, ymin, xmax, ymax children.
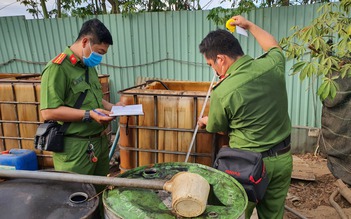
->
<box><xmin>83</xmin><ymin>42</ymin><xmax>103</xmax><ymax>67</ymax></box>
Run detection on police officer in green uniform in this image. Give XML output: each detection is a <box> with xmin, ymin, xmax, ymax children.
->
<box><xmin>40</xmin><ymin>19</ymin><xmax>122</xmax><ymax>217</ymax></box>
<box><xmin>198</xmin><ymin>16</ymin><xmax>292</xmax><ymax>219</ymax></box>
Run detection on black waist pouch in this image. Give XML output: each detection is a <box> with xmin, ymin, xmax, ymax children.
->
<box><xmin>213</xmin><ymin>147</ymin><xmax>269</xmax><ymax>203</ymax></box>
<box><xmin>34</xmin><ymin>121</ymin><xmax>64</xmax><ymax>152</ymax></box>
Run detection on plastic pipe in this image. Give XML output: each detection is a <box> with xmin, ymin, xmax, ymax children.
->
<box><xmin>0</xmin><ymin>169</ymin><xmax>209</xmax><ymax>218</ymax></box>
<box><xmin>109</xmin><ymin>126</ymin><xmax>120</xmax><ymax>161</ymax></box>
<box><xmin>0</xmin><ymin>169</ymin><xmax>165</xmax><ymax>190</ymax></box>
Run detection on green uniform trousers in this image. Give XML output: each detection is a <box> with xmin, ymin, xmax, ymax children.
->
<box><xmin>245</xmin><ymin>151</ymin><xmax>293</xmax><ymax>219</ymax></box>
<box><xmin>53</xmin><ymin>135</ymin><xmax>109</xmax><ymax>191</ymax></box>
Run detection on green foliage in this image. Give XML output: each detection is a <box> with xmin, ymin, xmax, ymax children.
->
<box><xmin>17</xmin><ymin>0</ymin><xmax>41</xmax><ymax>18</ymax></box>
<box><xmin>317</xmin><ymin>77</ymin><xmax>338</xmax><ymax>100</ymax></box>
<box><xmin>206</xmin><ymin>0</ymin><xmax>331</xmax><ymax>26</ymax></box>
<box><xmin>280</xmin><ymin>1</ymin><xmax>351</xmax><ymax>101</ymax></box>
<box><xmin>207</xmin><ymin>0</ymin><xmax>257</xmax><ymax>26</ymax></box>
<box><xmin>17</xmin><ymin>0</ymin><xmax>200</xmax><ymax>18</ymax></box>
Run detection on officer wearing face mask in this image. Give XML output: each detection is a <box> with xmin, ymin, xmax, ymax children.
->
<box><xmin>40</xmin><ymin>18</ymin><xmax>123</xmax><ymax>217</ymax></box>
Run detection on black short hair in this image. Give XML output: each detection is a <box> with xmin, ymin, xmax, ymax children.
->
<box><xmin>199</xmin><ymin>29</ymin><xmax>244</xmax><ymax>61</ymax></box>
<box><xmin>76</xmin><ymin>18</ymin><xmax>113</xmax><ymax>45</ymax></box>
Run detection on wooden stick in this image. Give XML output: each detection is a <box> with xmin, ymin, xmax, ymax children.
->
<box><xmin>185</xmin><ymin>74</ymin><xmax>216</xmax><ymax>163</ymax></box>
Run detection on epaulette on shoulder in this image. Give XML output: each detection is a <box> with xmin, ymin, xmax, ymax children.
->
<box><xmin>52</xmin><ymin>53</ymin><xmax>67</xmax><ymax>65</ymax></box>
<box><xmin>256</xmin><ymin>47</ymin><xmax>280</xmax><ymax>59</ymax></box>
<box><xmin>212</xmin><ymin>74</ymin><xmax>229</xmax><ymax>89</ymax></box>
<box><xmin>256</xmin><ymin>52</ymin><xmax>268</xmax><ymax>59</ymax></box>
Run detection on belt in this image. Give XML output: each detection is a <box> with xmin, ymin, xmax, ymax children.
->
<box><xmin>65</xmin><ymin>133</ymin><xmax>101</xmax><ymax>139</ymax></box>
<box><xmin>261</xmin><ymin>135</ymin><xmax>291</xmax><ymax>158</ymax></box>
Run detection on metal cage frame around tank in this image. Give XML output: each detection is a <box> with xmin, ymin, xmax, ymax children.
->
<box><xmin>117</xmin><ymin>80</ymin><xmax>229</xmax><ymax>172</ymax></box>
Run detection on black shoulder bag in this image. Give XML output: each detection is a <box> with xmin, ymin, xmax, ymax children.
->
<box><xmin>213</xmin><ymin>147</ymin><xmax>269</xmax><ymax>203</ymax></box>
<box><xmin>34</xmin><ymin>68</ymin><xmax>89</xmax><ymax>152</ymax></box>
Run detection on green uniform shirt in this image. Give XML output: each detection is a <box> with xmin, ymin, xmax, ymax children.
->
<box><xmin>40</xmin><ymin>47</ymin><xmax>105</xmax><ymax>137</ymax></box>
<box><xmin>206</xmin><ymin>47</ymin><xmax>291</xmax><ymax>152</ymax></box>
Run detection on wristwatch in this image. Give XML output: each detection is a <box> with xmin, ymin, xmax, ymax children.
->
<box><xmin>82</xmin><ymin>110</ymin><xmax>92</xmax><ymax>123</ymax></box>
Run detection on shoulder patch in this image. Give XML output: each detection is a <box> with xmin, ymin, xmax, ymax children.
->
<box><xmin>69</xmin><ymin>54</ymin><xmax>78</xmax><ymax>65</ymax></box>
<box><xmin>52</xmin><ymin>53</ymin><xmax>67</xmax><ymax>64</ymax></box>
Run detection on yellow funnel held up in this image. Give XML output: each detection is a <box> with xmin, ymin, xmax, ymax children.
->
<box><xmin>226</xmin><ymin>18</ymin><xmax>236</xmax><ymax>33</ymax></box>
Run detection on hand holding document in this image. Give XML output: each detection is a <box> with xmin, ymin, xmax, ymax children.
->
<box><xmin>225</xmin><ymin>18</ymin><xmax>248</xmax><ymax>37</ymax></box>
<box><xmin>109</xmin><ymin>104</ymin><xmax>144</xmax><ymax>116</ymax></box>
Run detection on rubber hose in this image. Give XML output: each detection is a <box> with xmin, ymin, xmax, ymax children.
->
<box><xmin>329</xmin><ymin>190</ymin><xmax>348</xmax><ymax>219</ymax></box>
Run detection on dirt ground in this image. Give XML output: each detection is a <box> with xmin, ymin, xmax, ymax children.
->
<box><xmin>283</xmin><ymin>153</ymin><xmax>351</xmax><ymax>219</ymax></box>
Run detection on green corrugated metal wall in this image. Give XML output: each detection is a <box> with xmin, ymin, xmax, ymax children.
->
<box><xmin>0</xmin><ymin>4</ymin><xmax>323</xmax><ymax>133</ymax></box>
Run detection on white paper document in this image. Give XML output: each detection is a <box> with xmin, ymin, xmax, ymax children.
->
<box><xmin>236</xmin><ymin>26</ymin><xmax>248</xmax><ymax>37</ymax></box>
<box><xmin>109</xmin><ymin>104</ymin><xmax>144</xmax><ymax>116</ymax></box>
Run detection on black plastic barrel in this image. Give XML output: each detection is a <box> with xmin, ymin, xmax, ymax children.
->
<box><xmin>0</xmin><ymin>176</ymin><xmax>99</xmax><ymax>219</ymax></box>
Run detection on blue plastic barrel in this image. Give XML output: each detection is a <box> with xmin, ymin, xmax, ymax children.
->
<box><xmin>0</xmin><ymin>149</ymin><xmax>38</xmax><ymax>170</ymax></box>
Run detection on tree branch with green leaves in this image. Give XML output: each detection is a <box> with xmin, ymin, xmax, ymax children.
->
<box><xmin>280</xmin><ymin>1</ymin><xmax>351</xmax><ymax>101</ymax></box>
